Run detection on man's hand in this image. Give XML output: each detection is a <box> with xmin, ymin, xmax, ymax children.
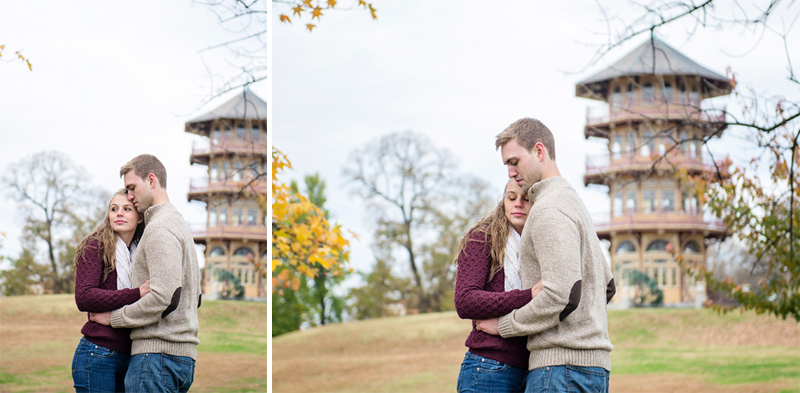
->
<box><xmin>475</xmin><ymin>318</ymin><xmax>500</xmax><ymax>336</ymax></box>
<box><xmin>89</xmin><ymin>311</ymin><xmax>111</xmax><ymax>326</ymax></box>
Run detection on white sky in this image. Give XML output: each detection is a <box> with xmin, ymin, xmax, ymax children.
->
<box><xmin>0</xmin><ymin>1</ymin><xmax>269</xmax><ymax>267</ymax></box>
<box><xmin>1</xmin><ymin>1</ymin><xmax>796</xmax><ymax>284</ymax></box>
<box><xmin>273</xmin><ymin>0</ymin><xmax>799</xmax><ymax>281</ymax></box>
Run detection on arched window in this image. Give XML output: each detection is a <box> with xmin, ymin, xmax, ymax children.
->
<box><xmin>679</xmin><ymin>83</ymin><xmax>688</xmax><ymax>103</ymax></box>
<box><xmin>209</xmin><ymin>246</ymin><xmax>225</xmax><ymax>257</ymax></box>
<box><xmin>612</xmin><ymin>135</ymin><xmax>622</xmax><ymax>159</ymax></box>
<box><xmin>642</xmin><ymin>82</ymin><xmax>654</xmax><ymax>105</ymax></box>
<box><xmin>233</xmin><ymin>247</ymin><xmax>254</xmax><ymax>257</ymax></box>
<box><xmin>646</xmin><ymin>239</ymin><xmax>670</xmax><ymax>252</ymax></box>
<box><xmin>212</xmin><ymin>127</ymin><xmax>220</xmax><ymax>145</ymax></box>
<box><xmin>626</xmin><ymin>82</ymin><xmax>634</xmax><ymax>108</ymax></box>
<box><xmin>684</xmin><ymin>240</ymin><xmax>701</xmax><ymax>254</ymax></box>
<box><xmin>616</xmin><ymin>240</ymin><xmax>636</xmax><ymax>255</ymax></box>
<box><xmin>642</xmin><ymin>130</ymin><xmax>653</xmax><ymax>157</ymax></box>
<box><xmin>612</xmin><ymin>86</ymin><xmax>622</xmax><ymax>109</ymax></box>
<box><xmin>662</xmin><ymin>82</ymin><xmax>673</xmax><ymax>103</ymax></box>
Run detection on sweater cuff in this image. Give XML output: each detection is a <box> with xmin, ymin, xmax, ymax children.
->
<box><xmin>498</xmin><ymin>313</ymin><xmax>516</xmax><ymax>338</ymax></box>
<box><xmin>110</xmin><ymin>308</ymin><xmax>125</xmax><ymax>328</ymax></box>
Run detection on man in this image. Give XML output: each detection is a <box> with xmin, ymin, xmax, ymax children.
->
<box><xmin>90</xmin><ymin>154</ymin><xmax>201</xmax><ymax>393</ymax></box>
<box><xmin>476</xmin><ymin>118</ymin><xmax>616</xmax><ymax>392</ymax></box>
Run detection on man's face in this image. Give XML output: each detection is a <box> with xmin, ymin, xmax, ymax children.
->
<box><xmin>123</xmin><ymin>171</ymin><xmax>154</xmax><ymax>214</ymax></box>
<box><xmin>500</xmin><ymin>138</ymin><xmax>543</xmax><ymax>191</ymax></box>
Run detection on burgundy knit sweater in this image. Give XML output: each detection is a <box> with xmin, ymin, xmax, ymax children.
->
<box><xmin>74</xmin><ymin>238</ymin><xmax>141</xmax><ymax>355</ymax></box>
<box><xmin>454</xmin><ymin>230</ymin><xmax>533</xmax><ymax>369</ymax></box>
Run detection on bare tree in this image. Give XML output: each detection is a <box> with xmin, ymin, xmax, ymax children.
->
<box><xmin>192</xmin><ymin>0</ymin><xmax>269</xmax><ymax>109</ymax></box>
<box><xmin>343</xmin><ymin>131</ymin><xmax>493</xmax><ymax>313</ymax></box>
<box><xmin>2</xmin><ymin>151</ymin><xmax>108</xmax><ymax>294</ymax></box>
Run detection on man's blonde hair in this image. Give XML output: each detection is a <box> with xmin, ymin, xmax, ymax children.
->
<box><xmin>120</xmin><ymin>154</ymin><xmax>168</xmax><ymax>189</ymax></box>
<box><xmin>495</xmin><ymin>118</ymin><xmax>556</xmax><ymax>160</ymax></box>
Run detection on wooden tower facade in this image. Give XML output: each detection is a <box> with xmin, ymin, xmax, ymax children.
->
<box><xmin>185</xmin><ymin>91</ymin><xmax>269</xmax><ymax>299</ymax></box>
<box><xmin>575</xmin><ymin>38</ymin><xmax>732</xmax><ymax>305</ymax></box>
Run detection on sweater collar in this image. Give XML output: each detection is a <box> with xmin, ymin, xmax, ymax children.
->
<box><xmin>143</xmin><ymin>202</ymin><xmax>175</xmax><ymax>225</ymax></box>
<box><xmin>527</xmin><ymin>176</ymin><xmax>571</xmax><ymax>205</ymax></box>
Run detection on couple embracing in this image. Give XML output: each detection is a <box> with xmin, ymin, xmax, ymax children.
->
<box><xmin>455</xmin><ymin>118</ymin><xmax>616</xmax><ymax>393</ymax></box>
<box><xmin>72</xmin><ymin>154</ymin><xmax>201</xmax><ymax>393</ymax></box>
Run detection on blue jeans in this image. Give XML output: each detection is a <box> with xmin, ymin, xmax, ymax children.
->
<box><xmin>124</xmin><ymin>353</ymin><xmax>195</xmax><ymax>393</ymax></box>
<box><xmin>525</xmin><ymin>365</ymin><xmax>609</xmax><ymax>393</ymax></box>
<box><xmin>457</xmin><ymin>352</ymin><xmax>527</xmax><ymax>393</ymax></box>
<box><xmin>72</xmin><ymin>337</ymin><xmax>130</xmax><ymax>393</ymax></box>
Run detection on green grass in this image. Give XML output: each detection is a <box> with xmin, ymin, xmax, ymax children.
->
<box><xmin>198</xmin><ymin>330</ymin><xmax>268</xmax><ymax>355</ymax></box>
<box><xmin>612</xmin><ymin>346</ymin><xmax>800</xmax><ymax>383</ymax></box>
<box><xmin>0</xmin><ymin>294</ymin><xmax>267</xmax><ymax>393</ymax></box>
<box><xmin>274</xmin><ymin>308</ymin><xmax>800</xmax><ymax>392</ymax></box>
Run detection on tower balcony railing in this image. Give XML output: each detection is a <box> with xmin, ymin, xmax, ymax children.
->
<box><xmin>585</xmin><ymin>150</ymin><xmax>726</xmax><ymax>178</ymax></box>
<box><xmin>585</xmin><ymin>104</ymin><xmax>726</xmax><ymax>128</ymax></box>
<box><xmin>191</xmin><ymin>139</ymin><xmax>268</xmax><ymax>156</ymax></box>
<box><xmin>188</xmin><ymin>177</ymin><xmax>268</xmax><ymax>194</ymax></box>
<box><xmin>590</xmin><ymin>211</ymin><xmax>728</xmax><ymax>235</ymax></box>
<box><xmin>188</xmin><ymin>222</ymin><xmax>268</xmax><ymax>241</ymax></box>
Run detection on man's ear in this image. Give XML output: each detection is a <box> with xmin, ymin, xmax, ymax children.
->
<box><xmin>534</xmin><ymin>143</ymin><xmax>545</xmax><ymax>161</ymax></box>
<box><xmin>147</xmin><ymin>173</ymin><xmax>157</xmax><ymax>189</ymax></box>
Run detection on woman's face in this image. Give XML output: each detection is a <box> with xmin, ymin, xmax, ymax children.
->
<box><xmin>504</xmin><ymin>180</ymin><xmax>530</xmax><ymax>234</ymax></box>
<box><xmin>108</xmin><ymin>193</ymin><xmax>141</xmax><ymax>237</ymax></box>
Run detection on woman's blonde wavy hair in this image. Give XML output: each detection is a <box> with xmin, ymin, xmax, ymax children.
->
<box><xmin>454</xmin><ymin>181</ymin><xmax>516</xmax><ymax>282</ymax></box>
<box><xmin>74</xmin><ymin>189</ymin><xmax>145</xmax><ymax>282</ymax></box>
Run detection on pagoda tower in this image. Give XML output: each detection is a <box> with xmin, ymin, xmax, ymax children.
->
<box><xmin>575</xmin><ymin>38</ymin><xmax>732</xmax><ymax>305</ymax></box>
<box><xmin>185</xmin><ymin>91</ymin><xmax>269</xmax><ymax>299</ymax></box>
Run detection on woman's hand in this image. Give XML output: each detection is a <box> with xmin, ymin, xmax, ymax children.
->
<box><xmin>89</xmin><ymin>312</ymin><xmax>111</xmax><ymax>326</ymax></box>
<box><xmin>531</xmin><ymin>280</ymin><xmax>543</xmax><ymax>298</ymax></box>
<box><xmin>139</xmin><ymin>280</ymin><xmax>151</xmax><ymax>298</ymax></box>
<box><xmin>475</xmin><ymin>318</ymin><xmax>500</xmax><ymax>335</ymax></box>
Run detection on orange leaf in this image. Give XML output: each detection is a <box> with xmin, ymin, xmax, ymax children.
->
<box><xmin>311</xmin><ymin>6</ymin><xmax>323</xmax><ymax>20</ymax></box>
<box><xmin>279</xmin><ymin>14</ymin><xmax>291</xmax><ymax>23</ymax></box>
<box><xmin>302</xmin><ymin>0</ymin><xmax>313</xmax><ymax>6</ymax></box>
<box><xmin>358</xmin><ymin>0</ymin><xmax>366</xmax><ymax>7</ymax></box>
<box><xmin>368</xmin><ymin>3</ymin><xmax>377</xmax><ymax>19</ymax></box>
<box><xmin>326</xmin><ymin>0</ymin><xmax>337</xmax><ymax>7</ymax></box>
<box><xmin>306</xmin><ymin>23</ymin><xmax>316</xmax><ymax>32</ymax></box>
<box><xmin>292</xmin><ymin>5</ymin><xmax>304</xmax><ymax>16</ymax></box>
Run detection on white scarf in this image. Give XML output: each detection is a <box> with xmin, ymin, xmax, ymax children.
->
<box><xmin>504</xmin><ymin>226</ymin><xmax>523</xmax><ymax>291</ymax></box>
<box><xmin>115</xmin><ymin>236</ymin><xmax>136</xmax><ymax>289</ymax></box>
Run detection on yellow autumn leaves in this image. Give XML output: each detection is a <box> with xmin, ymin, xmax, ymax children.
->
<box><xmin>0</xmin><ymin>45</ymin><xmax>32</xmax><ymax>71</ymax></box>
<box><xmin>272</xmin><ymin>148</ymin><xmax>353</xmax><ymax>291</ymax></box>
<box><xmin>278</xmin><ymin>0</ymin><xmax>377</xmax><ymax>32</ymax></box>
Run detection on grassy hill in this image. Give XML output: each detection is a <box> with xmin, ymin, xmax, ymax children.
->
<box><xmin>0</xmin><ymin>294</ymin><xmax>267</xmax><ymax>393</ymax></box>
<box><xmin>273</xmin><ymin>309</ymin><xmax>800</xmax><ymax>393</ymax></box>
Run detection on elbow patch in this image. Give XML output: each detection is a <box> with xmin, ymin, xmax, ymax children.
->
<box><xmin>559</xmin><ymin>280</ymin><xmax>582</xmax><ymax>322</ymax></box>
<box><xmin>161</xmin><ymin>287</ymin><xmax>182</xmax><ymax>319</ymax></box>
<box><xmin>606</xmin><ymin>278</ymin><xmax>616</xmax><ymax>304</ymax></box>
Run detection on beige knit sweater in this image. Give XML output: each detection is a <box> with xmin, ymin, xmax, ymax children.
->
<box><xmin>110</xmin><ymin>202</ymin><xmax>201</xmax><ymax>360</ymax></box>
<box><xmin>498</xmin><ymin>176</ymin><xmax>615</xmax><ymax>371</ymax></box>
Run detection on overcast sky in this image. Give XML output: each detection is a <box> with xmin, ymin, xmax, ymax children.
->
<box><xmin>273</xmin><ymin>0</ymin><xmax>800</xmax><ymax>282</ymax></box>
<box><xmin>1</xmin><ymin>1</ymin><xmax>797</xmax><ymax>285</ymax></box>
<box><xmin>0</xmin><ymin>1</ymin><xmax>269</xmax><ymax>267</ymax></box>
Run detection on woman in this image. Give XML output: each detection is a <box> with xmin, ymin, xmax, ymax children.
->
<box><xmin>72</xmin><ymin>189</ymin><xmax>150</xmax><ymax>393</ymax></box>
<box><xmin>454</xmin><ymin>179</ymin><xmax>541</xmax><ymax>393</ymax></box>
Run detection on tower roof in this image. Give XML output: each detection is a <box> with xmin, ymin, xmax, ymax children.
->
<box><xmin>576</xmin><ymin>37</ymin><xmax>731</xmax><ymax>100</ymax></box>
<box><xmin>187</xmin><ymin>90</ymin><xmax>268</xmax><ymax>124</ymax></box>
